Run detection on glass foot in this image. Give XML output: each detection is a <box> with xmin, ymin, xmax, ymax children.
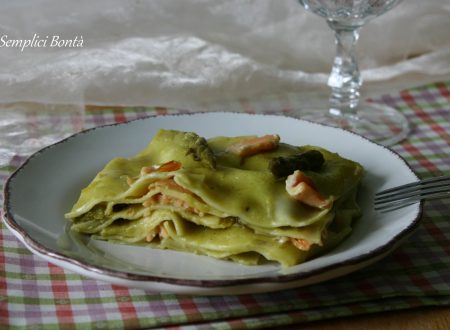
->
<box><xmin>298</xmin><ymin>101</ymin><xmax>410</xmax><ymax>146</ymax></box>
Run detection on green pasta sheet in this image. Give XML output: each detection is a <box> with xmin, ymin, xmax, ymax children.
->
<box><xmin>97</xmin><ymin>210</ymin><xmax>310</xmax><ymax>267</ymax></box>
<box><xmin>66</xmin><ymin>129</ymin><xmax>364</xmax><ymax>267</ymax></box>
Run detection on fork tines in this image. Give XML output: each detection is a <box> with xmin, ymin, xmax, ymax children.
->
<box><xmin>374</xmin><ymin>174</ymin><xmax>450</xmax><ymax>212</ymax></box>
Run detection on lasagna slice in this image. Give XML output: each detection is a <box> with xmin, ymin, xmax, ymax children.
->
<box><xmin>65</xmin><ymin>129</ymin><xmax>363</xmax><ymax>267</ymax></box>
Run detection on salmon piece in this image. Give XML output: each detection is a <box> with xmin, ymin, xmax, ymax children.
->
<box><xmin>158</xmin><ymin>194</ymin><xmax>199</xmax><ymax>214</ymax></box>
<box><xmin>141</xmin><ymin>160</ymin><xmax>182</xmax><ymax>175</ymax></box>
<box><xmin>143</xmin><ymin>176</ymin><xmax>205</xmax><ymax>215</ymax></box>
<box><xmin>286</xmin><ymin>170</ymin><xmax>332</xmax><ymax>209</ymax></box>
<box><xmin>226</xmin><ymin>134</ymin><xmax>280</xmax><ymax>157</ymax></box>
<box><xmin>143</xmin><ymin>193</ymin><xmax>203</xmax><ymax>215</ymax></box>
<box><xmin>290</xmin><ymin>238</ymin><xmax>311</xmax><ymax>251</ymax></box>
<box><xmin>289</xmin><ymin>227</ymin><xmax>328</xmax><ymax>251</ymax></box>
<box><xmin>146</xmin><ymin>178</ymin><xmax>203</xmax><ymax>213</ymax></box>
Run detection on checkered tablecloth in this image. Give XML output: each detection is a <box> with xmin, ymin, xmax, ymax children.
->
<box><xmin>1</xmin><ymin>81</ymin><xmax>449</xmax><ymax>329</ymax></box>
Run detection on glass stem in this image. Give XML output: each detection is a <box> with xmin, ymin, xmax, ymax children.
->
<box><xmin>327</xmin><ymin>22</ymin><xmax>362</xmax><ymax>118</ymax></box>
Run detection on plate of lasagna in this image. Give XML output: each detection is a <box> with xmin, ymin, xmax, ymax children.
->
<box><xmin>2</xmin><ymin>112</ymin><xmax>422</xmax><ymax>295</ymax></box>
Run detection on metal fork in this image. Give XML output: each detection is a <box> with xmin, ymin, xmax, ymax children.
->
<box><xmin>374</xmin><ymin>174</ymin><xmax>450</xmax><ymax>212</ymax></box>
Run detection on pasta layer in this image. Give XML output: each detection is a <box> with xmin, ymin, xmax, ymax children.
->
<box><xmin>66</xmin><ymin>129</ymin><xmax>363</xmax><ymax>267</ymax></box>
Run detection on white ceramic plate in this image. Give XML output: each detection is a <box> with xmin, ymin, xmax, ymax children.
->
<box><xmin>3</xmin><ymin>112</ymin><xmax>422</xmax><ymax>295</ymax></box>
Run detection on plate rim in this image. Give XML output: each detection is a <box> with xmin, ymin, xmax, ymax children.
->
<box><xmin>2</xmin><ymin>111</ymin><xmax>424</xmax><ymax>288</ymax></box>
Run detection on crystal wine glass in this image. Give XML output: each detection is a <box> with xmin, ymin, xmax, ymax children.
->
<box><xmin>298</xmin><ymin>0</ymin><xmax>409</xmax><ymax>146</ymax></box>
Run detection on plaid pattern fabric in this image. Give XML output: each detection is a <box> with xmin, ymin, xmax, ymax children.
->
<box><xmin>1</xmin><ymin>81</ymin><xmax>449</xmax><ymax>329</ymax></box>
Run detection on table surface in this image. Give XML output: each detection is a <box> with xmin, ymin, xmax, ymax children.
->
<box><xmin>1</xmin><ymin>80</ymin><xmax>449</xmax><ymax>329</ymax></box>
